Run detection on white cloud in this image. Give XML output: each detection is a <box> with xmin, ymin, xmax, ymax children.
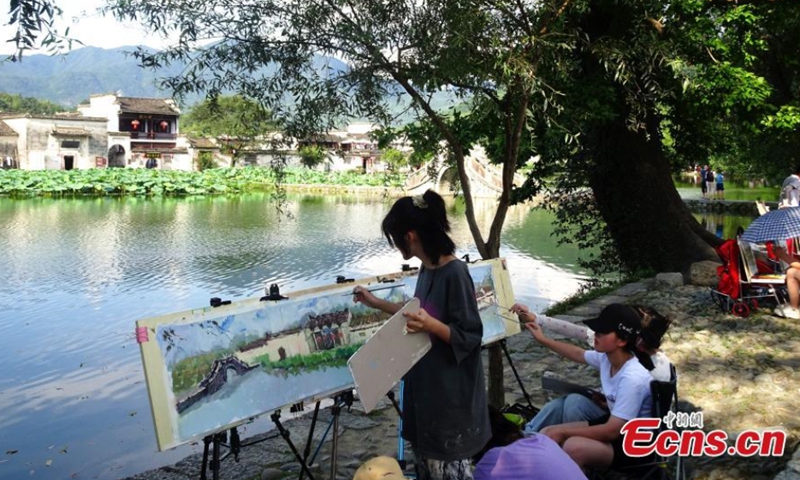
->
<box><xmin>0</xmin><ymin>0</ymin><xmax>173</xmax><ymax>55</ymax></box>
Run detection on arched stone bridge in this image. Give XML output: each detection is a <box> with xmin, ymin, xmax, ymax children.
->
<box><xmin>404</xmin><ymin>145</ymin><xmax>526</xmax><ymax>198</ymax></box>
<box><xmin>176</xmin><ymin>356</ymin><xmax>257</xmax><ymax>413</ymax></box>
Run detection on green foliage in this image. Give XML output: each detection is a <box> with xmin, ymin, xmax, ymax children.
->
<box><xmin>170</xmin><ymin>350</ymin><xmax>232</xmax><ymax>394</ymax></box>
<box><xmin>282</xmin><ymin>168</ymin><xmax>403</xmax><ymax>187</ymax></box>
<box><xmin>381</xmin><ymin>148</ymin><xmax>407</xmax><ymax>171</ymax></box>
<box><xmin>546</xmin><ymin>189</ymin><xmax>626</xmax><ymax>279</ymax></box>
<box><xmin>106</xmin><ymin>0</ymin><xmax>576</xmax><ymax>261</ymax></box>
<box><xmin>195</xmin><ymin>151</ymin><xmax>216</xmax><ymax>171</ymax></box>
<box><xmin>256</xmin><ymin>344</ymin><xmax>362</xmax><ymax>375</ymax></box>
<box><xmin>105</xmin><ymin>0</ymin><xmax>800</xmax><ymax>276</ymax></box>
<box><xmin>0</xmin><ymin>167</ymin><xmax>403</xmax><ymax>197</ymax></box>
<box><xmin>0</xmin><ymin>92</ymin><xmax>68</xmax><ymax>113</ymax></box>
<box><xmin>5</xmin><ymin>0</ymin><xmax>81</xmax><ymax>61</ymax></box>
<box><xmin>182</xmin><ymin>95</ymin><xmax>279</xmax><ymax>166</ymax></box>
<box><xmin>297</xmin><ymin>145</ymin><xmax>326</xmax><ymax>169</ymax></box>
<box><xmin>182</xmin><ymin>96</ymin><xmax>278</xmax><ymax>138</ymax></box>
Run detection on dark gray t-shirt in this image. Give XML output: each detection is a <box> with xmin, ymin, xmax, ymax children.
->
<box><xmin>402</xmin><ymin>260</ymin><xmax>490</xmax><ymax>461</ymax></box>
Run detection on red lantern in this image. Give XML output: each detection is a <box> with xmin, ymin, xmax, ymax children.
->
<box><xmin>130</xmin><ymin>119</ymin><xmax>140</xmax><ymax>130</ymax></box>
<box><xmin>160</xmin><ymin>120</ymin><xmax>169</xmax><ymax>132</ymax></box>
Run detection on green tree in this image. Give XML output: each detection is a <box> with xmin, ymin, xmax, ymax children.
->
<box><xmin>0</xmin><ymin>92</ymin><xmax>68</xmax><ymax>114</ymax></box>
<box><xmin>381</xmin><ymin>148</ymin><xmax>407</xmax><ymax>172</ymax></box>
<box><xmin>4</xmin><ymin>0</ymin><xmax>80</xmax><ymax>61</ymax></box>
<box><xmin>298</xmin><ymin>145</ymin><xmax>327</xmax><ymax>169</ymax></box>
<box><xmin>107</xmin><ymin>0</ymin><xmax>576</xmax><ymax>405</ymax></box>
<box><xmin>105</xmin><ymin>0</ymin><xmax>800</xmax><ymax>405</ymax></box>
<box><xmin>182</xmin><ymin>95</ymin><xmax>278</xmax><ymax>167</ymax></box>
<box><xmin>195</xmin><ymin>151</ymin><xmax>216</xmax><ymax>171</ymax></box>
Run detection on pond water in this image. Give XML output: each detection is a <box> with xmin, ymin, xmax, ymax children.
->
<box><xmin>674</xmin><ymin>178</ymin><xmax>780</xmax><ymax>202</ymax></box>
<box><xmin>0</xmin><ymin>193</ymin><xmax>592</xmax><ymax>480</ymax></box>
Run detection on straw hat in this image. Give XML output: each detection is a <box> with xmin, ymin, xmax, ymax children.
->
<box><xmin>352</xmin><ymin>456</ymin><xmax>409</xmax><ymax>480</ymax></box>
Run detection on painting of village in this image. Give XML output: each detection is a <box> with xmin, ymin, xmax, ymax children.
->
<box><xmin>137</xmin><ymin>258</ymin><xmax>516</xmax><ymax>450</ymax></box>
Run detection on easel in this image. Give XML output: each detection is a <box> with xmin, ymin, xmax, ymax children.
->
<box><xmin>496</xmin><ymin>338</ymin><xmax>535</xmax><ymax>411</ymax></box>
<box><xmin>199</xmin><ymin>425</ymin><xmax>277</xmax><ymax>480</ymax></box>
<box><xmin>198</xmin><ymin>391</ymin><xmax>354</xmax><ymax>480</ymax></box>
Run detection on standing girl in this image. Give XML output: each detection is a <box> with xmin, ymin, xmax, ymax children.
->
<box><xmin>353</xmin><ymin>190</ymin><xmax>490</xmax><ymax>480</ymax></box>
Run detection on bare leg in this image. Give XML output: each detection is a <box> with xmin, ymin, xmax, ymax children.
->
<box><xmin>562</xmin><ymin>436</ymin><xmax>615</xmax><ymax>470</ymax></box>
<box><xmin>787</xmin><ymin>268</ymin><xmax>800</xmax><ymax>309</ymax></box>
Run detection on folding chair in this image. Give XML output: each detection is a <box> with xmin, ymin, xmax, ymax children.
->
<box><xmin>593</xmin><ymin>365</ymin><xmax>686</xmax><ymax>480</ymax></box>
<box><xmin>737</xmin><ymin>239</ymin><xmax>786</xmax><ymax>315</ymax></box>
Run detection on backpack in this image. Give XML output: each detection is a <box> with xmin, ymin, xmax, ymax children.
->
<box><xmin>705</xmin><ymin>170</ymin><xmax>714</xmax><ymax>182</ymax></box>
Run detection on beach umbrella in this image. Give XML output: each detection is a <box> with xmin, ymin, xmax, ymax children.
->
<box><xmin>740</xmin><ymin>206</ymin><xmax>800</xmax><ymax>243</ymax></box>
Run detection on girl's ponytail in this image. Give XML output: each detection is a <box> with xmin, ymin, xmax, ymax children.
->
<box><xmin>632</xmin><ymin>347</ymin><xmax>655</xmax><ymax>371</ymax></box>
<box><xmin>381</xmin><ymin>190</ymin><xmax>455</xmax><ymax>264</ymax></box>
<box><xmin>422</xmin><ymin>189</ymin><xmax>450</xmax><ymax>233</ymax></box>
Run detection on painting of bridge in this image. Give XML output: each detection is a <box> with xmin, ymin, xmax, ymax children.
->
<box><xmin>136</xmin><ymin>258</ymin><xmax>516</xmax><ymax>450</ymax></box>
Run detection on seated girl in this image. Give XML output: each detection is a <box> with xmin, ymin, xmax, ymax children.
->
<box><xmin>510</xmin><ymin>303</ymin><xmax>653</xmax><ymax>470</ymax></box>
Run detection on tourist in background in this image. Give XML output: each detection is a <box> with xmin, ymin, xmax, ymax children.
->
<box><xmin>780</xmin><ymin>164</ymin><xmax>800</xmax><ymax>208</ymax></box>
<box><xmin>699</xmin><ymin>165</ymin><xmax>708</xmax><ymax>198</ymax></box>
<box><xmin>705</xmin><ymin>166</ymin><xmax>716</xmax><ymax>199</ymax></box>
<box><xmin>715</xmin><ymin>171</ymin><xmax>725</xmax><ymax>200</ymax></box>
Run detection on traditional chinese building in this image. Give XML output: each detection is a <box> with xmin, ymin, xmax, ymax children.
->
<box><xmin>0</xmin><ymin>113</ymin><xmax>108</xmax><ymax>170</ymax></box>
<box><xmin>78</xmin><ymin>94</ymin><xmax>190</xmax><ymax>169</ymax></box>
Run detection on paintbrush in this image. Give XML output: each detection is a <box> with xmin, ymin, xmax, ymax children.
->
<box><xmin>342</xmin><ymin>284</ymin><xmax>405</xmax><ymax>296</ymax></box>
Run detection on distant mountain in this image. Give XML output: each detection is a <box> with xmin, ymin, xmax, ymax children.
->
<box><xmin>0</xmin><ymin>45</ymin><xmax>456</xmax><ymax>120</ymax></box>
<box><xmin>0</xmin><ymin>46</ymin><xmax>192</xmax><ymax>107</ymax></box>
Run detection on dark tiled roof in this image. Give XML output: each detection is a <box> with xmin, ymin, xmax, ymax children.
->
<box><xmin>0</xmin><ymin>121</ymin><xmax>18</xmax><ymax>136</ymax></box>
<box><xmin>0</xmin><ymin>113</ymin><xmax>106</xmax><ymax>122</ymax></box>
<box><xmin>188</xmin><ymin>137</ymin><xmax>217</xmax><ymax>149</ymax></box>
<box><xmin>117</xmin><ymin>97</ymin><xmax>180</xmax><ymax>116</ymax></box>
<box><xmin>52</xmin><ymin>127</ymin><xmax>90</xmax><ymax>136</ymax></box>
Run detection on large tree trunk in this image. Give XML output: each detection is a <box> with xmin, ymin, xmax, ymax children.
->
<box><xmin>579</xmin><ymin>0</ymin><xmax>721</xmax><ymax>273</ymax></box>
<box><xmin>587</xmin><ymin>116</ymin><xmax>721</xmax><ymax>273</ymax></box>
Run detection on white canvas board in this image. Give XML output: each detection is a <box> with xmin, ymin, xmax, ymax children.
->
<box><xmin>347</xmin><ymin>298</ymin><xmax>430</xmax><ymax>413</ymax></box>
<box><xmin>135</xmin><ymin>258</ymin><xmax>516</xmax><ymax>450</ymax></box>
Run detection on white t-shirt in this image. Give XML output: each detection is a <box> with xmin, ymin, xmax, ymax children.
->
<box><xmin>650</xmin><ymin>351</ymin><xmax>672</xmax><ymax>382</ymax></box>
<box><xmin>584</xmin><ymin>351</ymin><xmax>652</xmax><ymax>420</ymax></box>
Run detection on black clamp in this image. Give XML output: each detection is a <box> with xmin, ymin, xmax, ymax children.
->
<box><xmin>401</xmin><ymin>264</ymin><xmax>418</xmax><ymax>272</ymax></box>
<box><xmin>335</xmin><ymin>390</ymin><xmax>355</xmax><ymax>412</ymax></box>
<box><xmin>336</xmin><ymin>275</ymin><xmax>354</xmax><ymax>284</ymax></box>
<box><xmin>261</xmin><ymin>284</ymin><xmax>288</xmax><ymax>302</ymax></box>
<box><xmin>210</xmin><ymin>297</ymin><xmax>231</xmax><ymax>308</ymax></box>
<box><xmin>229</xmin><ymin>427</ymin><xmax>241</xmax><ymax>462</ymax></box>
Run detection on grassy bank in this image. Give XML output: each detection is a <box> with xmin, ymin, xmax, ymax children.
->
<box><xmin>0</xmin><ymin>167</ymin><xmax>405</xmax><ymax>197</ymax></box>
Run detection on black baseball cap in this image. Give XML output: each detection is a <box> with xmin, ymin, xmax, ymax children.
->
<box><xmin>582</xmin><ymin>304</ymin><xmax>641</xmax><ymax>339</ymax></box>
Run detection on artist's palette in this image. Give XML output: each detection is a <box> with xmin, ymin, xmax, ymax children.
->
<box><xmin>348</xmin><ymin>298</ymin><xmax>430</xmax><ymax>413</ymax></box>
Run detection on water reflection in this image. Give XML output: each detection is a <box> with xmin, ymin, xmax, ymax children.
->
<box><xmin>674</xmin><ymin>178</ymin><xmax>779</xmax><ymax>202</ymax></box>
<box><xmin>693</xmin><ymin>212</ymin><xmax>754</xmax><ymax>240</ymax></box>
<box><xmin>0</xmin><ymin>193</ymin><xmax>585</xmax><ymax>480</ymax></box>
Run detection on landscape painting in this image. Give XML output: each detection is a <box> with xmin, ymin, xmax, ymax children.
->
<box><xmin>136</xmin><ymin>258</ymin><xmax>516</xmax><ymax>450</ymax></box>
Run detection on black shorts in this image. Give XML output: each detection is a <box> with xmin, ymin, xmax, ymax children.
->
<box><xmin>588</xmin><ymin>415</ymin><xmax>656</xmax><ymax>469</ymax></box>
<box><xmin>716</xmin><ymin>183</ymin><xmax>724</xmax><ymax>191</ymax></box>
<box><xmin>610</xmin><ymin>436</ymin><xmax>656</xmax><ymax>469</ymax></box>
